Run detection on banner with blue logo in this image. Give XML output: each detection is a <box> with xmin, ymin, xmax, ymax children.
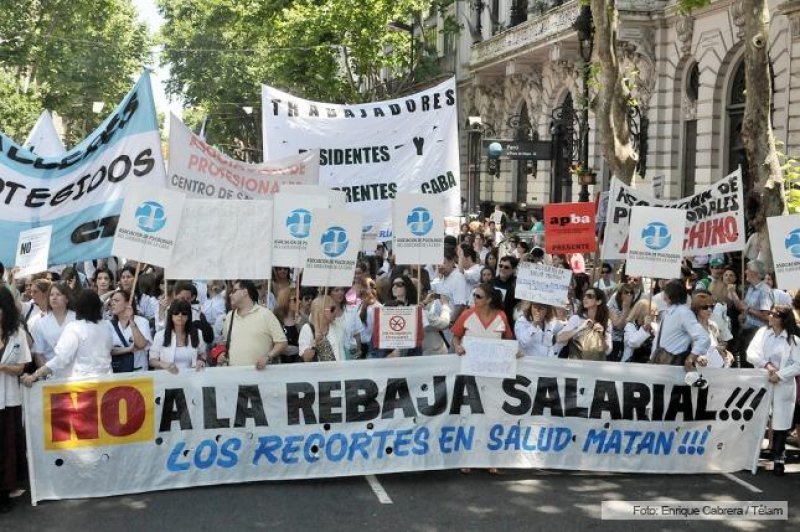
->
<box><xmin>626</xmin><ymin>206</ymin><xmax>687</xmax><ymax>279</ymax></box>
<box><xmin>272</xmin><ymin>192</ymin><xmax>333</xmax><ymax>268</ymax></box>
<box><xmin>601</xmin><ymin>169</ymin><xmax>745</xmax><ymax>261</ymax></box>
<box><xmin>262</xmin><ymin>78</ymin><xmax>461</xmax><ymax>236</ymax></box>
<box><xmin>111</xmin><ymin>185</ymin><xmax>186</xmax><ymax>269</ymax></box>
<box><xmin>392</xmin><ymin>193</ymin><xmax>444</xmax><ymax>265</ymax></box>
<box><xmin>0</xmin><ymin>71</ymin><xmax>167</xmax><ymax>266</ymax></box>
<box><xmin>767</xmin><ymin>214</ymin><xmax>800</xmax><ymax>292</ymax></box>
<box><xmin>303</xmin><ymin>209</ymin><xmax>362</xmax><ymax>287</ymax></box>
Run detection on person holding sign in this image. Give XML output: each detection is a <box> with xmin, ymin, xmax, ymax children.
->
<box><xmin>106</xmin><ymin>289</ymin><xmax>152</xmax><ymax>373</ymax></box>
<box><xmin>299</xmin><ymin>295</ymin><xmax>342</xmax><ymax>362</ymax></box>
<box><xmin>22</xmin><ymin>291</ymin><xmax>113</xmax><ymax>384</ymax></box>
<box><xmin>0</xmin><ymin>287</ymin><xmax>31</xmax><ymax>513</ymax></box>
<box><xmin>515</xmin><ymin>302</ymin><xmax>564</xmax><ymax>358</ymax></box>
<box><xmin>746</xmin><ymin>305</ymin><xmax>800</xmax><ymax>476</ymax></box>
<box><xmin>118</xmin><ymin>265</ymin><xmax>159</xmax><ymax>322</ymax></box>
<box><xmin>451</xmin><ymin>283</ymin><xmax>513</xmax><ymax>355</ymax></box>
<box><xmin>150</xmin><ymin>299</ymin><xmax>207</xmax><ymax>373</ymax></box>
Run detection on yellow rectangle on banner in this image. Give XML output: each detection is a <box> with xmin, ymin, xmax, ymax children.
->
<box><xmin>43</xmin><ymin>378</ymin><xmax>155</xmax><ymax>450</ymax></box>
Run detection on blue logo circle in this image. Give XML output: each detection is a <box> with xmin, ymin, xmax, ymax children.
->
<box><xmin>641</xmin><ymin>222</ymin><xmax>671</xmax><ymax>251</ymax></box>
<box><xmin>785</xmin><ymin>228</ymin><xmax>800</xmax><ymax>258</ymax></box>
<box><xmin>286</xmin><ymin>209</ymin><xmax>312</xmax><ymax>238</ymax></box>
<box><xmin>321</xmin><ymin>226</ymin><xmax>349</xmax><ymax>257</ymax></box>
<box><xmin>135</xmin><ymin>201</ymin><xmax>166</xmax><ymax>233</ymax></box>
<box><xmin>407</xmin><ymin>207</ymin><xmax>433</xmax><ymax>236</ymax></box>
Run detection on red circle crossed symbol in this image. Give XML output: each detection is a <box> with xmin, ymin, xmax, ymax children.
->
<box><xmin>389</xmin><ymin>316</ymin><xmax>406</xmax><ymax>331</ymax></box>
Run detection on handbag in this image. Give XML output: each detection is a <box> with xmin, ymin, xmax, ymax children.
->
<box><xmin>308</xmin><ymin>323</ymin><xmax>336</xmax><ymax>362</ymax></box>
<box><xmin>630</xmin><ymin>324</ymin><xmax>654</xmax><ymax>363</ymax></box>
<box><xmin>568</xmin><ymin>327</ymin><xmax>606</xmax><ymax>361</ymax></box>
<box><xmin>110</xmin><ymin>320</ymin><xmax>135</xmax><ymax>373</ymax></box>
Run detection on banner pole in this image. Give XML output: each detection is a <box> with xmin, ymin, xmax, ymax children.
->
<box><xmin>295</xmin><ymin>268</ymin><xmax>301</xmax><ymax>321</ymax></box>
<box><xmin>129</xmin><ymin>262</ymin><xmax>142</xmax><ymax>307</ymax></box>
<box><xmin>416</xmin><ymin>264</ymin><xmax>422</xmax><ymax>305</ymax></box>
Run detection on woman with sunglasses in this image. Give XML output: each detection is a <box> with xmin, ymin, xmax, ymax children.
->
<box><xmin>515</xmin><ymin>301</ymin><xmax>563</xmax><ymax>358</ymax></box>
<box><xmin>556</xmin><ymin>288</ymin><xmax>612</xmax><ymax>360</ymax></box>
<box><xmin>299</xmin><ymin>295</ymin><xmax>342</xmax><ymax>362</ymax></box>
<box><xmin>746</xmin><ymin>305</ymin><xmax>800</xmax><ymax>475</ymax></box>
<box><xmin>357</xmin><ymin>279</ymin><xmax>382</xmax><ymax>359</ymax></box>
<box><xmin>371</xmin><ymin>276</ymin><xmax>421</xmax><ymax>358</ymax></box>
<box><xmin>150</xmin><ymin>300</ymin><xmax>206</xmax><ymax>373</ymax></box>
<box><xmin>692</xmin><ymin>292</ymin><xmax>734</xmax><ymax>368</ymax></box>
<box><xmin>451</xmin><ymin>283</ymin><xmax>513</xmax><ymax>355</ymax></box>
<box><xmin>106</xmin><ymin>289</ymin><xmax>152</xmax><ymax>373</ymax></box>
<box><xmin>593</xmin><ymin>263</ymin><xmax>618</xmax><ymax>299</ymax></box>
<box><xmin>608</xmin><ymin>285</ymin><xmax>636</xmax><ymax>362</ymax></box>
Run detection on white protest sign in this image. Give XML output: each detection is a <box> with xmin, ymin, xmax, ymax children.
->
<box><xmin>112</xmin><ymin>186</ymin><xmax>186</xmax><ymax>268</ymax></box>
<box><xmin>280</xmin><ymin>184</ymin><xmax>347</xmax><ymax>209</ymax></box>
<box><xmin>262</xmin><ymin>78</ymin><xmax>461</xmax><ymax>235</ymax></box>
<box><xmin>626</xmin><ymin>206</ymin><xmax>686</xmax><ymax>279</ymax></box>
<box><xmin>767</xmin><ymin>214</ymin><xmax>800</xmax><ymax>292</ymax></box>
<box><xmin>515</xmin><ymin>262</ymin><xmax>572</xmax><ymax>306</ymax></box>
<box><xmin>167</xmin><ymin>114</ymin><xmax>319</xmax><ymax>200</ymax></box>
<box><xmin>377</xmin><ymin>306</ymin><xmax>418</xmax><ymax>349</ymax></box>
<box><xmin>392</xmin><ymin>193</ymin><xmax>444</xmax><ymax>265</ymax></box>
<box><xmin>303</xmin><ymin>209</ymin><xmax>362</xmax><ymax>287</ymax></box>
<box><xmin>15</xmin><ymin>226</ymin><xmax>52</xmax><ymax>277</ymax></box>
<box><xmin>271</xmin><ymin>193</ymin><xmax>331</xmax><ymax>268</ymax></box>
<box><xmin>460</xmin><ymin>337</ymin><xmax>518</xmax><ymax>379</ymax></box>
<box><xmin>169</xmin><ymin>200</ymin><xmax>273</xmax><ymax>280</ymax></box>
<box><xmin>361</xmin><ymin>226</ymin><xmax>378</xmax><ymax>255</ymax></box>
<box><xmin>602</xmin><ymin>169</ymin><xmax>744</xmax><ymax>260</ymax></box>
<box><xmin>23</xmin><ymin>111</ymin><xmax>65</xmax><ymax>157</ymax></box>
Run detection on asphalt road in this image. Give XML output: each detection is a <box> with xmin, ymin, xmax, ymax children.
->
<box><xmin>3</xmin><ymin>456</ymin><xmax>798</xmax><ymax>531</ymax></box>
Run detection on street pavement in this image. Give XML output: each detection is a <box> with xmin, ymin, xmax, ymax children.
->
<box><xmin>3</xmin><ymin>455</ymin><xmax>798</xmax><ymax>531</ymax></box>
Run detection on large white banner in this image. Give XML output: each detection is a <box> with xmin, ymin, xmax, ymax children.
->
<box><xmin>767</xmin><ymin>214</ymin><xmax>800</xmax><ymax>292</ymax></box>
<box><xmin>515</xmin><ymin>262</ymin><xmax>572</xmax><ymax>307</ymax></box>
<box><xmin>392</xmin><ymin>193</ymin><xmax>444</xmax><ymax>265</ymax></box>
<box><xmin>169</xmin><ymin>199</ymin><xmax>274</xmax><ymax>280</ymax></box>
<box><xmin>303</xmin><ymin>209</ymin><xmax>362</xmax><ymax>287</ymax></box>
<box><xmin>0</xmin><ymin>71</ymin><xmax>167</xmax><ymax>266</ymax></box>
<box><xmin>602</xmin><ymin>170</ymin><xmax>744</xmax><ymax>260</ymax></box>
<box><xmin>167</xmin><ymin>114</ymin><xmax>319</xmax><ymax>200</ymax></box>
<box><xmin>626</xmin><ymin>206</ymin><xmax>686</xmax><ymax>280</ymax></box>
<box><xmin>24</xmin><ymin>111</ymin><xmax>66</xmax><ymax>156</ymax></box>
<box><xmin>262</xmin><ymin>79</ymin><xmax>461</xmax><ymax>234</ymax></box>
<box><xmin>271</xmin><ymin>192</ymin><xmax>331</xmax><ymax>268</ymax></box>
<box><xmin>24</xmin><ymin>357</ymin><xmax>770</xmax><ymax>503</ymax></box>
<box><xmin>112</xmin><ymin>186</ymin><xmax>186</xmax><ymax>269</ymax></box>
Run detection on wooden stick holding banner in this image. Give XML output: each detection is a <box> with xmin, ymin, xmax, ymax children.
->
<box><xmin>295</xmin><ymin>268</ymin><xmax>301</xmax><ymax>320</ymax></box>
<box><xmin>417</xmin><ymin>264</ymin><xmax>422</xmax><ymax>304</ymax></box>
<box><xmin>129</xmin><ymin>262</ymin><xmax>142</xmax><ymax>307</ymax></box>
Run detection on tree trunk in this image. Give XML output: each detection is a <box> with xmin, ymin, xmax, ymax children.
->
<box><xmin>741</xmin><ymin>0</ymin><xmax>785</xmax><ymax>270</ymax></box>
<box><xmin>590</xmin><ymin>0</ymin><xmax>638</xmax><ymax>185</ymax></box>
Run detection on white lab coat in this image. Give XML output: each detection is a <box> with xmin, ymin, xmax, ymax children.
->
<box><xmin>746</xmin><ymin>327</ymin><xmax>800</xmax><ymax>430</ymax></box>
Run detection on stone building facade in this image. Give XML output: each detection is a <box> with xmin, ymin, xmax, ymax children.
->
<box><xmin>449</xmin><ymin>0</ymin><xmax>800</xmax><ymax>215</ymax></box>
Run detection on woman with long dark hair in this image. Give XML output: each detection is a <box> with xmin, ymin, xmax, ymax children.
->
<box><xmin>118</xmin><ymin>265</ymin><xmax>158</xmax><ymax>321</ymax></box>
<box><xmin>515</xmin><ymin>302</ymin><xmax>563</xmax><ymax>358</ymax></box>
<box><xmin>556</xmin><ymin>287</ymin><xmax>612</xmax><ymax>361</ymax></box>
<box><xmin>747</xmin><ymin>304</ymin><xmax>800</xmax><ymax>475</ymax></box>
<box><xmin>0</xmin><ymin>287</ymin><xmax>31</xmax><ymax>512</ymax></box>
<box><xmin>452</xmin><ymin>283</ymin><xmax>513</xmax><ymax>355</ymax></box>
<box><xmin>150</xmin><ymin>299</ymin><xmax>206</xmax><ymax>373</ymax></box>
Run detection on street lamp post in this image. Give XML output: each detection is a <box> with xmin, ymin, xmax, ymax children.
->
<box><xmin>574</xmin><ymin>5</ymin><xmax>594</xmax><ymax>203</ymax></box>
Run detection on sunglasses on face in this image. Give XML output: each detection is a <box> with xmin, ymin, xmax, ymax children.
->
<box><xmin>473</xmin><ymin>292</ymin><xmax>485</xmax><ymax>300</ymax></box>
<box><xmin>583</xmin><ymin>293</ymin><xmax>597</xmax><ymax>300</ymax></box>
<box><xmin>700</xmin><ymin>305</ymin><xmax>714</xmax><ymax>311</ymax></box>
<box><xmin>302</xmin><ymin>296</ymin><xmax>313</xmax><ymax>301</ymax></box>
<box><xmin>769</xmin><ymin>310</ymin><xmax>785</xmax><ymax>318</ymax></box>
<box><xmin>327</xmin><ymin>306</ymin><xmax>337</xmax><ymax>313</ymax></box>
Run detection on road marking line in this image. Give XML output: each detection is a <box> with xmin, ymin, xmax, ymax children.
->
<box><xmin>365</xmin><ymin>474</ymin><xmax>393</xmax><ymax>504</ymax></box>
<box><xmin>722</xmin><ymin>473</ymin><xmax>763</xmax><ymax>493</ymax></box>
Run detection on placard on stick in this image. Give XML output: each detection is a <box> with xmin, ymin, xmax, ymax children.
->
<box><xmin>15</xmin><ymin>225</ymin><xmax>52</xmax><ymax>277</ymax></box>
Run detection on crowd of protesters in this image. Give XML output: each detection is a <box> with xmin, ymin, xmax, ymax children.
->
<box><xmin>1</xmin><ymin>206</ymin><xmax>799</xmax><ymax>510</ymax></box>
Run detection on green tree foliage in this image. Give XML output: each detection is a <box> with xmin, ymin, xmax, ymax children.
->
<box><xmin>0</xmin><ymin>0</ymin><xmax>150</xmax><ymax>146</ymax></box>
<box><xmin>158</xmin><ymin>0</ymin><xmax>456</xmax><ymax>161</ymax></box>
<box><xmin>0</xmin><ymin>68</ymin><xmax>44</xmax><ymax>141</ymax></box>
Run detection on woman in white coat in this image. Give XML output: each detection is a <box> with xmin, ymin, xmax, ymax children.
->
<box><xmin>747</xmin><ymin>304</ymin><xmax>800</xmax><ymax>476</ymax></box>
<box><xmin>515</xmin><ymin>302</ymin><xmax>563</xmax><ymax>358</ymax></box>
